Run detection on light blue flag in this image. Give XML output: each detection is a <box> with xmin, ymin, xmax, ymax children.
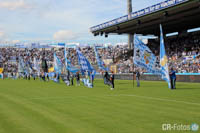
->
<box><xmin>26</xmin><ymin>59</ymin><xmax>33</xmax><ymax>74</ymax></box>
<box><xmin>54</xmin><ymin>53</ymin><xmax>63</xmax><ymax>74</ymax></box>
<box><xmin>33</xmin><ymin>57</ymin><xmax>40</xmax><ymax>73</ymax></box>
<box><xmin>134</xmin><ymin>34</ymin><xmax>161</xmax><ymax>74</ymax></box>
<box><xmin>160</xmin><ymin>24</ymin><xmax>171</xmax><ymax>89</ymax></box>
<box><xmin>77</xmin><ymin>49</ymin><xmax>96</xmax><ymax>76</ymax></box>
<box><xmin>94</xmin><ymin>46</ymin><xmax>108</xmax><ymax>71</ymax></box>
<box><xmin>64</xmin><ymin>48</ymin><xmax>79</xmax><ymax>74</ymax></box>
<box><xmin>18</xmin><ymin>57</ymin><xmax>25</xmax><ymax>73</ymax></box>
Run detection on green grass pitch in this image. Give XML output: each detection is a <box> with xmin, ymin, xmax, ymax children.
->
<box><xmin>0</xmin><ymin>79</ymin><xmax>199</xmax><ymax>133</ymax></box>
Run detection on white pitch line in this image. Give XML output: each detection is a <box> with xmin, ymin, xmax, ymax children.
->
<box><xmin>29</xmin><ymin>96</ymin><xmax>89</xmax><ymax>100</ymax></box>
<box><xmin>107</xmin><ymin>94</ymin><xmax>200</xmax><ymax>106</ymax></box>
<box><xmin>29</xmin><ymin>94</ymin><xmax>200</xmax><ymax>106</ymax></box>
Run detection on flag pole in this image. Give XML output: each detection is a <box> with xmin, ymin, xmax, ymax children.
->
<box><xmin>64</xmin><ymin>44</ymin><xmax>67</xmax><ymax>74</ymax></box>
<box><xmin>133</xmin><ymin>35</ymin><xmax>135</xmax><ymax>88</ymax></box>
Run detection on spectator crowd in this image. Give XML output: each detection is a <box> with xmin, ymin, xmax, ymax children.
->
<box><xmin>0</xmin><ymin>31</ymin><xmax>200</xmax><ymax>75</ymax></box>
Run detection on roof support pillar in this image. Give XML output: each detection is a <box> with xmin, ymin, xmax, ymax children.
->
<box><xmin>127</xmin><ymin>0</ymin><xmax>133</xmax><ymax>49</ymax></box>
<box><xmin>128</xmin><ymin>34</ymin><xmax>133</xmax><ymax>49</ymax></box>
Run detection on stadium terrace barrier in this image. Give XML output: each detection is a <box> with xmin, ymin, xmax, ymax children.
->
<box><xmin>95</xmin><ymin>73</ymin><xmax>200</xmax><ymax>83</ymax></box>
<box><xmin>1</xmin><ymin>73</ymin><xmax>199</xmax><ymax>83</ymax></box>
<box><xmin>0</xmin><ymin>74</ymin><xmax>3</xmax><ymax>79</ymax></box>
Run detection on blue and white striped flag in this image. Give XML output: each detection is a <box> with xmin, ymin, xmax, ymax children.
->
<box><xmin>77</xmin><ymin>49</ymin><xmax>95</xmax><ymax>75</ymax></box>
<box><xmin>25</xmin><ymin>58</ymin><xmax>33</xmax><ymax>74</ymax></box>
<box><xmin>33</xmin><ymin>57</ymin><xmax>40</xmax><ymax>73</ymax></box>
<box><xmin>64</xmin><ymin>48</ymin><xmax>79</xmax><ymax>74</ymax></box>
<box><xmin>160</xmin><ymin>24</ymin><xmax>171</xmax><ymax>89</ymax></box>
<box><xmin>94</xmin><ymin>46</ymin><xmax>108</xmax><ymax>71</ymax></box>
<box><xmin>54</xmin><ymin>53</ymin><xmax>63</xmax><ymax>74</ymax></box>
<box><xmin>18</xmin><ymin>57</ymin><xmax>25</xmax><ymax>73</ymax></box>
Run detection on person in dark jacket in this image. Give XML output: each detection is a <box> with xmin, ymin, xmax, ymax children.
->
<box><xmin>103</xmin><ymin>71</ymin><xmax>110</xmax><ymax>85</ymax></box>
<box><xmin>67</xmin><ymin>70</ymin><xmax>70</xmax><ymax>84</ymax></box>
<box><xmin>170</xmin><ymin>68</ymin><xmax>176</xmax><ymax>89</ymax></box>
<box><xmin>46</xmin><ymin>73</ymin><xmax>49</xmax><ymax>82</ymax></box>
<box><xmin>76</xmin><ymin>72</ymin><xmax>80</xmax><ymax>86</ymax></box>
<box><xmin>42</xmin><ymin>72</ymin><xmax>46</xmax><ymax>81</ymax></box>
<box><xmin>135</xmin><ymin>69</ymin><xmax>140</xmax><ymax>87</ymax></box>
<box><xmin>71</xmin><ymin>73</ymin><xmax>74</xmax><ymax>86</ymax></box>
<box><xmin>90</xmin><ymin>71</ymin><xmax>95</xmax><ymax>87</ymax></box>
<box><xmin>62</xmin><ymin>74</ymin><xmax>70</xmax><ymax>86</ymax></box>
<box><xmin>110</xmin><ymin>71</ymin><xmax>115</xmax><ymax>90</ymax></box>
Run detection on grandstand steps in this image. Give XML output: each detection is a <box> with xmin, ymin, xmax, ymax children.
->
<box><xmin>114</xmin><ymin>49</ymin><xmax>133</xmax><ymax>64</ymax></box>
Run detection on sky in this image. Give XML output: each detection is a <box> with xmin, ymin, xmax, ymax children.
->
<box><xmin>0</xmin><ymin>0</ymin><xmax>166</xmax><ymax>44</ymax></box>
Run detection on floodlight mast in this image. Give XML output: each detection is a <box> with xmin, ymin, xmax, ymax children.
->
<box><xmin>127</xmin><ymin>0</ymin><xmax>133</xmax><ymax>49</ymax></box>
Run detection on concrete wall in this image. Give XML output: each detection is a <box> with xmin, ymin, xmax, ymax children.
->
<box><xmin>96</xmin><ymin>74</ymin><xmax>200</xmax><ymax>83</ymax></box>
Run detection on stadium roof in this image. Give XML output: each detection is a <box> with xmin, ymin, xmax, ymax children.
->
<box><xmin>90</xmin><ymin>0</ymin><xmax>200</xmax><ymax>36</ymax></box>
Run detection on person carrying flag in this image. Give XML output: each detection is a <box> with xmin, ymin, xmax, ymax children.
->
<box><xmin>90</xmin><ymin>70</ymin><xmax>95</xmax><ymax>87</ymax></box>
<box><xmin>169</xmin><ymin>68</ymin><xmax>176</xmax><ymax>89</ymax></box>
<box><xmin>103</xmin><ymin>71</ymin><xmax>110</xmax><ymax>85</ymax></box>
<box><xmin>77</xmin><ymin>49</ymin><xmax>96</xmax><ymax>88</ymax></box>
<box><xmin>134</xmin><ymin>69</ymin><xmax>141</xmax><ymax>87</ymax></box>
<box><xmin>110</xmin><ymin>71</ymin><xmax>115</xmax><ymax>90</ymax></box>
<box><xmin>76</xmin><ymin>72</ymin><xmax>80</xmax><ymax>86</ymax></box>
<box><xmin>71</xmin><ymin>73</ymin><xmax>74</xmax><ymax>86</ymax></box>
<box><xmin>41</xmin><ymin>72</ymin><xmax>46</xmax><ymax>81</ymax></box>
<box><xmin>67</xmin><ymin>70</ymin><xmax>71</xmax><ymax>86</ymax></box>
